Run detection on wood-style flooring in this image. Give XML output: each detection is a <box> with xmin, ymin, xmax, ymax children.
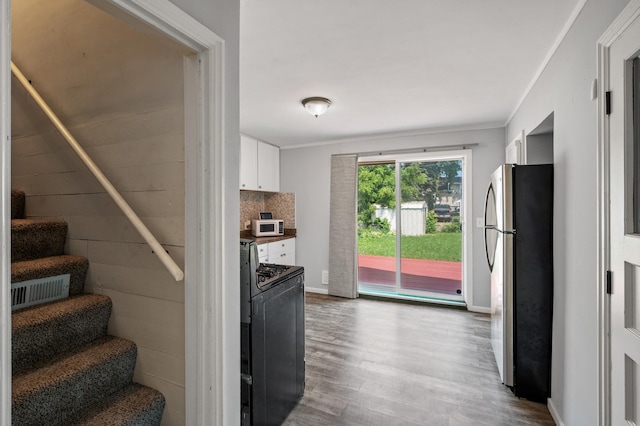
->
<box><xmin>283</xmin><ymin>293</ymin><xmax>555</xmax><ymax>426</ymax></box>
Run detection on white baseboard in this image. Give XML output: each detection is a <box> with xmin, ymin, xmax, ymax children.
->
<box><xmin>467</xmin><ymin>305</ymin><xmax>491</xmax><ymax>314</ymax></box>
<box><xmin>547</xmin><ymin>398</ymin><xmax>564</xmax><ymax>426</ymax></box>
<box><xmin>305</xmin><ymin>286</ymin><xmax>328</xmax><ymax>295</ymax></box>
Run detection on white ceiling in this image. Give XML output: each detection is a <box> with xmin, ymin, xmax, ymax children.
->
<box><xmin>240</xmin><ymin>0</ymin><xmax>582</xmax><ymax>148</ymax></box>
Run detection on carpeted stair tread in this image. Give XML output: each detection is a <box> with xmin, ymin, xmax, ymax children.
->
<box><xmin>12</xmin><ymin>336</ymin><xmax>137</xmax><ymax>426</ymax></box>
<box><xmin>11</xmin><ymin>218</ymin><xmax>68</xmax><ymax>262</ymax></box>
<box><xmin>12</xmin><ymin>294</ymin><xmax>112</xmax><ymax>375</ymax></box>
<box><xmin>12</xmin><ymin>254</ymin><xmax>89</xmax><ymax>296</ymax></box>
<box><xmin>66</xmin><ymin>383</ymin><xmax>165</xmax><ymax>426</ymax></box>
<box><xmin>11</xmin><ymin>189</ymin><xmax>25</xmax><ymax>219</ymax></box>
<box><xmin>9</xmin><ymin>190</ymin><xmax>165</xmax><ymax>423</ymax></box>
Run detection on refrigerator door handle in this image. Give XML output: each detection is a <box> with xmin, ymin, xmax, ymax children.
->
<box><xmin>484</xmin><ymin>225</ymin><xmax>516</xmax><ymax>235</ymax></box>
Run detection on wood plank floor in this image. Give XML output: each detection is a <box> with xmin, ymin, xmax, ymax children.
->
<box><xmin>283</xmin><ymin>293</ymin><xmax>555</xmax><ymax>426</ymax></box>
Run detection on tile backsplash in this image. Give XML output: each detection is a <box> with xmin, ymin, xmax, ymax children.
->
<box><xmin>240</xmin><ymin>191</ymin><xmax>296</xmax><ymax>231</ymax></box>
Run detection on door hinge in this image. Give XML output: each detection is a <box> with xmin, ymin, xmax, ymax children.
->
<box><xmin>605</xmin><ymin>91</ymin><xmax>611</xmax><ymax>115</ymax></box>
<box><xmin>606</xmin><ymin>270</ymin><xmax>612</xmax><ymax>295</ymax></box>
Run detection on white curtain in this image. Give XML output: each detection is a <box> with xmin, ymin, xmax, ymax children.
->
<box><xmin>328</xmin><ymin>154</ymin><xmax>358</xmax><ymax>298</ymax></box>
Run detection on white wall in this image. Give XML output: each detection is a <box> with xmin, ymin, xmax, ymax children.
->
<box><xmin>507</xmin><ymin>0</ymin><xmax>630</xmax><ymax>423</ymax></box>
<box><xmin>526</xmin><ymin>133</ymin><xmax>554</xmax><ymax>165</ymax></box>
<box><xmin>280</xmin><ymin>127</ymin><xmax>505</xmax><ymax>310</ymax></box>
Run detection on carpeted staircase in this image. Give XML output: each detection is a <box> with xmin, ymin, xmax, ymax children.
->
<box><xmin>10</xmin><ymin>189</ymin><xmax>166</xmax><ymax>425</ymax></box>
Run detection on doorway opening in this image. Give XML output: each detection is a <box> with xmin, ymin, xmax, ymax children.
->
<box><xmin>357</xmin><ymin>150</ymin><xmax>471</xmax><ymax>305</ymax></box>
<box><xmin>526</xmin><ymin>113</ymin><xmax>554</xmax><ymax>165</ymax></box>
<box><xmin>1</xmin><ymin>0</ymin><xmax>229</xmax><ymax>423</ymax></box>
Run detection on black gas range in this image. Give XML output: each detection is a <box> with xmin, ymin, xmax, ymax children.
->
<box><xmin>240</xmin><ymin>239</ymin><xmax>305</xmax><ymax>426</ymax></box>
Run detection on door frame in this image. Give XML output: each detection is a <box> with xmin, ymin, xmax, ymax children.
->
<box><xmin>357</xmin><ymin>149</ymin><xmax>473</xmax><ymax>306</ymax></box>
<box><xmin>506</xmin><ymin>130</ymin><xmax>525</xmax><ymax>165</ymax></box>
<box><xmin>597</xmin><ymin>1</ymin><xmax>640</xmax><ymax>424</ymax></box>
<box><xmin>0</xmin><ymin>1</ymin><xmax>232</xmax><ymax>424</ymax></box>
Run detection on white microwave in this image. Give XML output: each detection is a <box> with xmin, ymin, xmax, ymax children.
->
<box><xmin>251</xmin><ymin>219</ymin><xmax>284</xmax><ymax>237</ymax></box>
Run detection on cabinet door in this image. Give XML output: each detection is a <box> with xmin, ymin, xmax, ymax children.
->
<box><xmin>281</xmin><ymin>238</ymin><xmax>295</xmax><ymax>265</ymax></box>
<box><xmin>240</xmin><ymin>136</ymin><xmax>258</xmax><ymax>190</ymax></box>
<box><xmin>257</xmin><ymin>142</ymin><xmax>280</xmax><ymax>192</ymax></box>
<box><xmin>269</xmin><ymin>238</ymin><xmax>295</xmax><ymax>265</ymax></box>
<box><xmin>257</xmin><ymin>243</ymin><xmax>269</xmax><ymax>263</ymax></box>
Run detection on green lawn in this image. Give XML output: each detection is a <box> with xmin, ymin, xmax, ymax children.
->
<box><xmin>358</xmin><ymin>233</ymin><xmax>462</xmax><ymax>262</ymax></box>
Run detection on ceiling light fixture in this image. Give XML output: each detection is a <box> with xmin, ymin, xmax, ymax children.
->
<box><xmin>301</xmin><ymin>97</ymin><xmax>331</xmax><ymax>118</ymax></box>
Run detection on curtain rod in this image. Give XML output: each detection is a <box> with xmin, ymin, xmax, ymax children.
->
<box><xmin>335</xmin><ymin>143</ymin><xmax>479</xmax><ymax>158</ymax></box>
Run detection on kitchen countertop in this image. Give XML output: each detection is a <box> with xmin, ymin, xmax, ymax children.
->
<box><xmin>240</xmin><ymin>229</ymin><xmax>296</xmax><ymax>245</ymax></box>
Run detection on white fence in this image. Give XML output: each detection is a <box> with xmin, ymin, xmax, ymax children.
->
<box><xmin>375</xmin><ymin>201</ymin><xmax>426</xmax><ymax>236</ymax></box>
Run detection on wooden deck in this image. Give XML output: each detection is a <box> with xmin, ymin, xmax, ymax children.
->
<box><xmin>358</xmin><ymin>254</ymin><xmax>462</xmax><ymax>295</ymax></box>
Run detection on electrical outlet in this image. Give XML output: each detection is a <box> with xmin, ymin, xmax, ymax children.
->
<box><xmin>322</xmin><ymin>270</ymin><xmax>329</xmax><ymax>285</ymax></box>
<box><xmin>244</xmin><ymin>220</ymin><xmax>251</xmax><ymax>230</ymax></box>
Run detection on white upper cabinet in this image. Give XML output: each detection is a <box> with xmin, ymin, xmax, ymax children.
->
<box><xmin>240</xmin><ymin>135</ymin><xmax>258</xmax><ymax>190</ymax></box>
<box><xmin>257</xmin><ymin>141</ymin><xmax>280</xmax><ymax>192</ymax></box>
<box><xmin>240</xmin><ymin>135</ymin><xmax>280</xmax><ymax>192</ymax></box>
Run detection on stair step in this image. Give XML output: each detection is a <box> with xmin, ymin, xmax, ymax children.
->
<box><xmin>12</xmin><ymin>294</ymin><xmax>112</xmax><ymax>375</ymax></box>
<box><xmin>12</xmin><ymin>254</ymin><xmax>89</xmax><ymax>296</ymax></box>
<box><xmin>11</xmin><ymin>189</ymin><xmax>25</xmax><ymax>219</ymax></box>
<box><xmin>66</xmin><ymin>383</ymin><xmax>165</xmax><ymax>426</ymax></box>
<box><xmin>11</xmin><ymin>219</ymin><xmax>68</xmax><ymax>262</ymax></box>
<box><xmin>12</xmin><ymin>336</ymin><xmax>137</xmax><ymax>426</ymax></box>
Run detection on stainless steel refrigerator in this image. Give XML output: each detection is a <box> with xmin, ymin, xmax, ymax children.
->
<box><xmin>484</xmin><ymin>164</ymin><xmax>553</xmax><ymax>403</ymax></box>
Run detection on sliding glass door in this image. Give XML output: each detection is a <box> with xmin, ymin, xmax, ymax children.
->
<box><xmin>357</xmin><ymin>152</ymin><xmax>468</xmax><ymax>303</ymax></box>
<box><xmin>357</xmin><ymin>162</ymin><xmax>397</xmax><ymax>290</ymax></box>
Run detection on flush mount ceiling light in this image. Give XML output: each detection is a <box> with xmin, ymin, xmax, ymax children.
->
<box><xmin>301</xmin><ymin>97</ymin><xmax>331</xmax><ymax>118</ymax></box>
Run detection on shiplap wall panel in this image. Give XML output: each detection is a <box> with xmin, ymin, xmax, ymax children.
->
<box><xmin>11</xmin><ymin>0</ymin><xmax>188</xmax><ymax>423</ymax></box>
<box><xmin>11</xmin><ymin>84</ymin><xmax>58</xmax><ymax>139</ymax></box>
<box><xmin>12</xmin><ymin>150</ymin><xmax>88</xmax><ymax>176</ymax></box>
<box><xmin>12</xmin><ymin>107</ymin><xmax>184</xmax><ymax>155</ymax></box>
<box><xmin>62</xmin><ymin>216</ymin><xmax>185</xmax><ymax>246</ymax></box>
<box><xmin>11</xmin><ymin>131</ymin><xmax>65</xmax><ymax>157</ymax></box>
<box><xmin>83</xmin><ymin>133</ymin><xmax>185</xmax><ymax>168</ymax></box>
<box><xmin>100</xmin><ymin>289</ymin><xmax>185</xmax><ymax>357</ymax></box>
<box><xmin>12</xmin><ymin>171</ymin><xmax>105</xmax><ymax>196</ymax></box>
<box><xmin>88</xmin><ymin>240</ymin><xmax>185</xmax><ymax>271</ymax></box>
<box><xmin>87</xmin><ymin>264</ymin><xmax>184</xmax><ymax>302</ymax></box>
<box><xmin>13</xmin><ymin>162</ymin><xmax>186</xmax><ymax>196</ymax></box>
<box><xmin>24</xmin><ymin>192</ymin><xmax>185</xmax><ymax>219</ymax></box>
<box><xmin>68</xmin><ymin>107</ymin><xmax>185</xmax><ymax>148</ymax></box>
<box><xmin>13</xmin><ymin>132</ymin><xmax>184</xmax><ymax>176</ymax></box>
<box><xmin>65</xmin><ymin>239</ymin><xmax>89</xmax><ymax>258</ymax></box>
<box><xmin>135</xmin><ymin>346</ymin><xmax>185</xmax><ymax>389</ymax></box>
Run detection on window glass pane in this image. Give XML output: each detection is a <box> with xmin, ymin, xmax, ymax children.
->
<box><xmin>357</xmin><ymin>163</ymin><xmax>397</xmax><ymax>293</ymax></box>
<box><xmin>398</xmin><ymin>160</ymin><xmax>463</xmax><ymax>297</ymax></box>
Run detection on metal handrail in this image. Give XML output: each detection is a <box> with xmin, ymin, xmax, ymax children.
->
<box><xmin>11</xmin><ymin>61</ymin><xmax>184</xmax><ymax>282</ymax></box>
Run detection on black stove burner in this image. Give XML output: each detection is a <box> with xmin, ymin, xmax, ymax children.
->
<box><xmin>257</xmin><ymin>263</ymin><xmax>292</xmax><ymax>283</ymax></box>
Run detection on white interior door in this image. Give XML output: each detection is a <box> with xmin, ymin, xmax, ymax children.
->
<box><xmin>608</xmin><ymin>10</ymin><xmax>640</xmax><ymax>425</ymax></box>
